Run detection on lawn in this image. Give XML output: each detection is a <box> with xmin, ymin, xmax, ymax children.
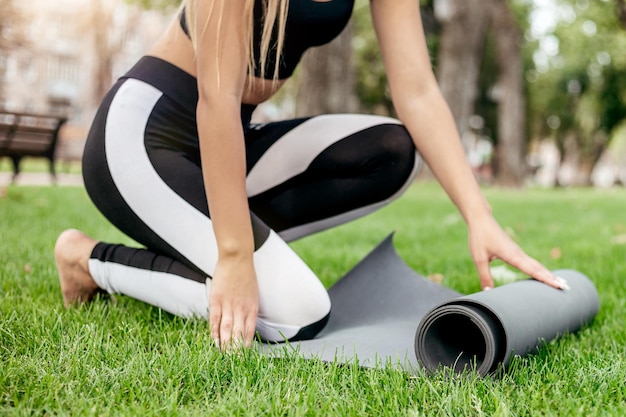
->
<box><xmin>1</xmin><ymin>182</ymin><xmax>625</xmax><ymax>416</ymax></box>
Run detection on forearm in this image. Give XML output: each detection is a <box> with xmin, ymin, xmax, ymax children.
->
<box><xmin>197</xmin><ymin>98</ymin><xmax>254</xmax><ymax>260</ymax></box>
<box><xmin>395</xmin><ymin>87</ymin><xmax>492</xmax><ymax>225</ymax></box>
<box><xmin>370</xmin><ymin>0</ymin><xmax>490</xmax><ymax>226</ymax></box>
<box><xmin>197</xmin><ymin>97</ymin><xmax>259</xmax><ymax>349</ymax></box>
<box><xmin>371</xmin><ymin>0</ymin><xmax>563</xmax><ymax>289</ymax></box>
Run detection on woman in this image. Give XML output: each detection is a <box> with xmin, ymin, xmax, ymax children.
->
<box><xmin>55</xmin><ymin>0</ymin><xmax>568</xmax><ymax>350</ymax></box>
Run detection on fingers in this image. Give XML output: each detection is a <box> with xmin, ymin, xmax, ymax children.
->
<box><xmin>219</xmin><ymin>313</ymin><xmax>235</xmax><ymax>349</ymax></box>
<box><xmin>472</xmin><ymin>239</ymin><xmax>569</xmax><ymax>291</ymax></box>
<box><xmin>228</xmin><ymin>310</ymin><xmax>256</xmax><ymax>349</ymax></box>
<box><xmin>474</xmin><ymin>255</ymin><xmax>495</xmax><ymax>291</ymax></box>
<box><xmin>517</xmin><ymin>255</ymin><xmax>569</xmax><ymax>290</ymax></box>
<box><xmin>209</xmin><ymin>303</ymin><xmax>222</xmax><ymax>347</ymax></box>
<box><xmin>209</xmin><ymin>301</ymin><xmax>257</xmax><ymax>351</ymax></box>
<box><xmin>498</xmin><ymin>247</ymin><xmax>569</xmax><ymax>291</ymax></box>
<box><xmin>243</xmin><ymin>314</ymin><xmax>257</xmax><ymax>347</ymax></box>
<box><xmin>469</xmin><ymin>218</ymin><xmax>569</xmax><ymax>291</ymax></box>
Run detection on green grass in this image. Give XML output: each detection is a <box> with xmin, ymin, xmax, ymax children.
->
<box><xmin>1</xmin><ymin>182</ymin><xmax>625</xmax><ymax>416</ymax></box>
<box><xmin>0</xmin><ymin>157</ymin><xmax>82</xmax><ymax>175</ymax></box>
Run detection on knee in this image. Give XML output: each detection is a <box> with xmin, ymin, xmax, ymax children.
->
<box><xmin>253</xmin><ymin>231</ymin><xmax>331</xmax><ymax>343</ymax></box>
<box><xmin>256</xmin><ymin>289</ymin><xmax>331</xmax><ymax>343</ymax></box>
<box><xmin>362</xmin><ymin>123</ymin><xmax>421</xmax><ymax>195</ymax></box>
<box><xmin>376</xmin><ymin>124</ymin><xmax>419</xmax><ymax>175</ymax></box>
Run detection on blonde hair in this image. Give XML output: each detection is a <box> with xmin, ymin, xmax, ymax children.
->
<box><xmin>184</xmin><ymin>0</ymin><xmax>288</xmax><ymax>82</ymax></box>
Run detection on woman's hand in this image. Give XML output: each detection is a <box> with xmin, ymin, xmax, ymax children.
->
<box><xmin>468</xmin><ymin>215</ymin><xmax>569</xmax><ymax>291</ymax></box>
<box><xmin>208</xmin><ymin>256</ymin><xmax>259</xmax><ymax>350</ymax></box>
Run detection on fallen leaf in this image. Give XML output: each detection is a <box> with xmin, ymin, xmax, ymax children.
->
<box><xmin>443</xmin><ymin>214</ymin><xmax>461</xmax><ymax>225</ymax></box>
<box><xmin>550</xmin><ymin>247</ymin><xmax>562</xmax><ymax>260</ymax></box>
<box><xmin>427</xmin><ymin>273</ymin><xmax>444</xmax><ymax>284</ymax></box>
<box><xmin>611</xmin><ymin>234</ymin><xmax>626</xmax><ymax>245</ymax></box>
<box><xmin>490</xmin><ymin>265</ymin><xmax>520</xmax><ymax>283</ymax></box>
<box><xmin>503</xmin><ymin>226</ymin><xmax>519</xmax><ymax>240</ymax></box>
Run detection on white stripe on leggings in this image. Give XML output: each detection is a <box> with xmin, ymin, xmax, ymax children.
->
<box><xmin>245</xmin><ymin>114</ymin><xmax>402</xmax><ymax>198</ymax></box>
<box><xmin>99</xmin><ymin>79</ymin><xmax>330</xmax><ymax>340</ymax></box>
<box><xmin>104</xmin><ymin>79</ymin><xmax>220</xmax><ymax>276</ymax></box>
<box><xmin>88</xmin><ymin>258</ymin><xmax>209</xmax><ymax>318</ymax></box>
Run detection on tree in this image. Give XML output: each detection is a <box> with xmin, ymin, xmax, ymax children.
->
<box><xmin>435</xmin><ymin>0</ymin><xmax>491</xmax><ymax>141</ymax></box>
<box><xmin>294</xmin><ymin>0</ymin><xmax>529</xmax><ymax>185</ymax></box>
<box><xmin>435</xmin><ymin>0</ymin><xmax>528</xmax><ymax>186</ymax></box>
<box><xmin>295</xmin><ymin>22</ymin><xmax>357</xmax><ymax>116</ymax></box>
<box><xmin>526</xmin><ymin>0</ymin><xmax>626</xmax><ymax>185</ymax></box>
<box><xmin>296</xmin><ymin>0</ymin><xmax>439</xmax><ymax>118</ymax></box>
<box><xmin>0</xmin><ymin>0</ymin><xmax>24</xmax><ymax>50</ymax></box>
<box><xmin>0</xmin><ymin>0</ymin><xmax>26</xmax><ymax>103</ymax></box>
<box><xmin>88</xmin><ymin>0</ymin><xmax>140</xmax><ymax>103</ymax></box>
<box><xmin>617</xmin><ymin>0</ymin><xmax>626</xmax><ymax>28</ymax></box>
<box><xmin>490</xmin><ymin>0</ymin><xmax>527</xmax><ymax>185</ymax></box>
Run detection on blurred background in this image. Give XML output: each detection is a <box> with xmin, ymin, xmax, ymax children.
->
<box><xmin>1</xmin><ymin>0</ymin><xmax>625</xmax><ymax>188</ymax></box>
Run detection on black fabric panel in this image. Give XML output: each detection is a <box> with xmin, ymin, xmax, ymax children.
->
<box><xmin>244</xmin><ymin>117</ymin><xmax>311</xmax><ymax>171</ymax></box>
<box><xmin>91</xmin><ymin>242</ymin><xmax>206</xmax><ymax>283</ymax></box>
<box><xmin>143</xmin><ymin>123</ymin><xmax>272</xmax><ymax>251</ymax></box>
<box><xmin>82</xmin><ymin>84</ymin><xmax>206</xmax><ymax>277</ymax></box>
<box><xmin>288</xmin><ymin>311</ymin><xmax>331</xmax><ymax>342</ymax></box>
<box><xmin>248</xmin><ymin>124</ymin><xmax>416</xmax><ymax>232</ymax></box>
<box><xmin>83</xmin><ymin>57</ymin><xmax>269</xmax><ymax>278</ymax></box>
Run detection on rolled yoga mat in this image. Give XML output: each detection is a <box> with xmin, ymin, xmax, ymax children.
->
<box><xmin>264</xmin><ymin>234</ymin><xmax>599</xmax><ymax>375</ymax></box>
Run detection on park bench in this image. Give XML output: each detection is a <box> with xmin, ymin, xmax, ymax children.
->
<box><xmin>0</xmin><ymin>111</ymin><xmax>67</xmax><ymax>183</ymax></box>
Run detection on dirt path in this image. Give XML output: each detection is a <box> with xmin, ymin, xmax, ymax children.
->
<box><xmin>0</xmin><ymin>172</ymin><xmax>83</xmax><ymax>187</ymax></box>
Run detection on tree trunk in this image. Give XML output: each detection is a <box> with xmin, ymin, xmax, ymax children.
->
<box><xmin>295</xmin><ymin>22</ymin><xmax>357</xmax><ymax>116</ymax></box>
<box><xmin>0</xmin><ymin>0</ymin><xmax>26</xmax><ymax>102</ymax></box>
<box><xmin>91</xmin><ymin>0</ymin><xmax>114</xmax><ymax>104</ymax></box>
<box><xmin>618</xmin><ymin>0</ymin><xmax>626</xmax><ymax>29</ymax></box>
<box><xmin>490</xmin><ymin>0</ymin><xmax>526</xmax><ymax>186</ymax></box>
<box><xmin>435</xmin><ymin>0</ymin><xmax>490</xmax><ymax>140</ymax></box>
<box><xmin>90</xmin><ymin>0</ymin><xmax>139</xmax><ymax>104</ymax></box>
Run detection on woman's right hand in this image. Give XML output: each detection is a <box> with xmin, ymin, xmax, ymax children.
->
<box><xmin>208</xmin><ymin>256</ymin><xmax>259</xmax><ymax>350</ymax></box>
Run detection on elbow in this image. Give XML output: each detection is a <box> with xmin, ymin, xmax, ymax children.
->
<box><xmin>197</xmin><ymin>89</ymin><xmax>241</xmax><ymax>112</ymax></box>
<box><xmin>196</xmin><ymin>92</ymin><xmax>242</xmax><ymax>126</ymax></box>
<box><xmin>393</xmin><ymin>83</ymin><xmax>447</xmax><ymax>123</ymax></box>
<box><xmin>196</xmin><ymin>74</ymin><xmax>244</xmax><ymax>117</ymax></box>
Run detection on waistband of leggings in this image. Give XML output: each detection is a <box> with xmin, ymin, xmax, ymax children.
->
<box><xmin>121</xmin><ymin>55</ymin><xmax>257</xmax><ymax>126</ymax></box>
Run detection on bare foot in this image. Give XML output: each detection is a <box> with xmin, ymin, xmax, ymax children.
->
<box><xmin>55</xmin><ymin>229</ymin><xmax>100</xmax><ymax>307</ymax></box>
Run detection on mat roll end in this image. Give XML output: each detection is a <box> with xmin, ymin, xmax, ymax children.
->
<box><xmin>414</xmin><ymin>269</ymin><xmax>599</xmax><ymax>376</ymax></box>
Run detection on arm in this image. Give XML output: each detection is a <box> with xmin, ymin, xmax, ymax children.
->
<box><xmin>193</xmin><ymin>0</ymin><xmax>258</xmax><ymax>348</ymax></box>
<box><xmin>370</xmin><ymin>0</ymin><xmax>566</xmax><ymax>290</ymax></box>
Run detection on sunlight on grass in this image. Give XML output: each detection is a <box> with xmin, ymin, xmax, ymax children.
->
<box><xmin>1</xmin><ymin>183</ymin><xmax>625</xmax><ymax>415</ymax></box>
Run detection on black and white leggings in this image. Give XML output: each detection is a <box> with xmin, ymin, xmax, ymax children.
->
<box><xmin>82</xmin><ymin>56</ymin><xmax>420</xmax><ymax>342</ymax></box>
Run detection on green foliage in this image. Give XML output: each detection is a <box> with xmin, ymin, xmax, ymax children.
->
<box><xmin>2</xmin><ymin>184</ymin><xmax>626</xmax><ymax>415</ymax></box>
<box><xmin>353</xmin><ymin>0</ymin><xmax>393</xmax><ymax>115</ymax></box>
<box><xmin>126</xmin><ymin>0</ymin><xmax>179</xmax><ymax>11</ymax></box>
<box><xmin>598</xmin><ymin>65</ymin><xmax>626</xmax><ymax>133</ymax></box>
<box><xmin>526</xmin><ymin>0</ymin><xmax>626</xmax><ymax>163</ymax></box>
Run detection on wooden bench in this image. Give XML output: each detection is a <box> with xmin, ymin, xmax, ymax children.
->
<box><xmin>0</xmin><ymin>111</ymin><xmax>67</xmax><ymax>183</ymax></box>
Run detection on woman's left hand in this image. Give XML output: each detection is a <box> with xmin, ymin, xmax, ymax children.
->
<box><xmin>468</xmin><ymin>215</ymin><xmax>568</xmax><ymax>290</ymax></box>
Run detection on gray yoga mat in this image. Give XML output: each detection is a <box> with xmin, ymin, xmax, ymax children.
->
<box><xmin>263</xmin><ymin>234</ymin><xmax>599</xmax><ymax>375</ymax></box>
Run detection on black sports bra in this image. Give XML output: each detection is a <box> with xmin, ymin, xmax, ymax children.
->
<box><xmin>180</xmin><ymin>0</ymin><xmax>355</xmax><ymax>79</ymax></box>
